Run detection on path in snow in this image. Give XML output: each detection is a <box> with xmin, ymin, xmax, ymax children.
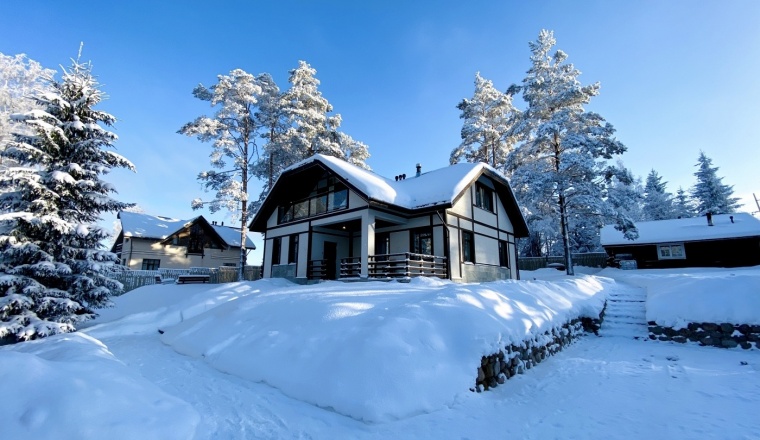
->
<box><xmin>600</xmin><ymin>281</ymin><xmax>648</xmax><ymax>339</ymax></box>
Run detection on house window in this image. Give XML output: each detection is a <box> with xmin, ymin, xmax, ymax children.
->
<box><xmin>462</xmin><ymin>230</ymin><xmax>475</xmax><ymax>263</ymax></box>
<box><xmin>498</xmin><ymin>240</ymin><xmax>510</xmax><ymax>268</ymax></box>
<box><xmin>475</xmin><ymin>183</ymin><xmax>494</xmax><ymax>212</ymax></box>
<box><xmin>411</xmin><ymin>228</ymin><xmax>433</xmax><ymax>255</ymax></box>
<box><xmin>288</xmin><ymin>234</ymin><xmax>299</xmax><ymax>264</ymax></box>
<box><xmin>187</xmin><ymin>224</ymin><xmax>205</xmax><ymax>255</ymax></box>
<box><xmin>141</xmin><ymin>259</ymin><xmax>160</xmax><ymax>270</ymax></box>
<box><xmin>278</xmin><ymin>175</ymin><xmax>349</xmax><ymax>224</ymax></box>
<box><xmin>271</xmin><ymin>237</ymin><xmax>282</xmax><ymax>266</ymax></box>
<box><xmin>222</xmin><ymin>263</ymin><xmax>237</xmax><ymax>267</ymax></box>
<box><xmin>657</xmin><ymin>243</ymin><xmax>686</xmax><ymax>260</ymax></box>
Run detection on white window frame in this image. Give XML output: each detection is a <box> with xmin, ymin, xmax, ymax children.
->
<box><xmin>657</xmin><ymin>243</ymin><xmax>686</xmax><ymax>260</ymax></box>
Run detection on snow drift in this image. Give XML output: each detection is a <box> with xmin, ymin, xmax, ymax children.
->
<box><xmin>159</xmin><ymin>276</ymin><xmax>608</xmax><ymax>422</ymax></box>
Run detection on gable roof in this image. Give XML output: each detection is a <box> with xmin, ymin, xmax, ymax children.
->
<box><xmin>250</xmin><ymin>154</ymin><xmax>528</xmax><ymax>236</ymax></box>
<box><xmin>600</xmin><ymin>213</ymin><xmax>760</xmax><ymax>246</ymax></box>
<box><xmin>117</xmin><ymin>211</ymin><xmax>255</xmax><ymax>248</ymax></box>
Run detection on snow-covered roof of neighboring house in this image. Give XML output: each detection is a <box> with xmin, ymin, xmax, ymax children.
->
<box><xmin>600</xmin><ymin>213</ymin><xmax>760</xmax><ymax>246</ymax></box>
<box><xmin>280</xmin><ymin>154</ymin><xmax>494</xmax><ymax>210</ymax></box>
<box><xmin>118</xmin><ymin>211</ymin><xmax>255</xmax><ymax>248</ymax></box>
<box><xmin>118</xmin><ymin>211</ymin><xmax>184</xmax><ymax>240</ymax></box>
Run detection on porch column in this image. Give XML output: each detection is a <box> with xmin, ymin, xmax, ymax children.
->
<box><xmin>360</xmin><ymin>211</ymin><xmax>375</xmax><ymax>278</ymax></box>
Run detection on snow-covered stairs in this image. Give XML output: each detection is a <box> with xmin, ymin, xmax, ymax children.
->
<box><xmin>600</xmin><ymin>284</ymin><xmax>648</xmax><ymax>339</ymax></box>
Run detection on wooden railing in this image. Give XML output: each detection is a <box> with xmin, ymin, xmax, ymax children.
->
<box><xmin>308</xmin><ymin>259</ymin><xmax>329</xmax><ymax>280</ymax></box>
<box><xmin>333</xmin><ymin>253</ymin><xmax>448</xmax><ymax>279</ymax></box>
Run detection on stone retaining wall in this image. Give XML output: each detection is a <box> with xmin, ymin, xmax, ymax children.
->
<box><xmin>648</xmin><ymin>322</ymin><xmax>760</xmax><ymax>349</ymax></box>
<box><xmin>473</xmin><ymin>312</ymin><xmax>604</xmax><ymax>392</ymax></box>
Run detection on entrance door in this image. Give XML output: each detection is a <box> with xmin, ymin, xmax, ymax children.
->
<box><xmin>324</xmin><ymin>241</ymin><xmax>337</xmax><ymax>280</ymax></box>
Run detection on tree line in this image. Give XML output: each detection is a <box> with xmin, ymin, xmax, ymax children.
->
<box><xmin>450</xmin><ymin>30</ymin><xmax>741</xmax><ymax>272</ymax></box>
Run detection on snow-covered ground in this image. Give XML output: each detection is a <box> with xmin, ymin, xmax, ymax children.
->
<box><xmin>2</xmin><ymin>267</ymin><xmax>759</xmax><ymax>439</ymax></box>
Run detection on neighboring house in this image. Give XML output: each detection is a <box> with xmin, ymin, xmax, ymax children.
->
<box><xmin>249</xmin><ymin>154</ymin><xmax>529</xmax><ymax>283</ymax></box>
<box><xmin>600</xmin><ymin>213</ymin><xmax>760</xmax><ymax>269</ymax></box>
<box><xmin>111</xmin><ymin>212</ymin><xmax>256</xmax><ymax>270</ymax></box>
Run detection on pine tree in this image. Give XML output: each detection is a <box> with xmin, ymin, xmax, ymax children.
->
<box><xmin>179</xmin><ymin>69</ymin><xmax>265</xmax><ymax>281</ymax></box>
<box><xmin>673</xmin><ymin>186</ymin><xmax>694</xmax><ymax>218</ymax></box>
<box><xmin>0</xmin><ymin>53</ymin><xmax>55</xmax><ymax>165</ymax></box>
<box><xmin>642</xmin><ymin>169</ymin><xmax>675</xmax><ymax>221</ymax></box>
<box><xmin>606</xmin><ymin>161</ymin><xmax>645</xmax><ymax>223</ymax></box>
<box><xmin>283</xmin><ymin>61</ymin><xmax>369</xmax><ymax>164</ymax></box>
<box><xmin>507</xmin><ymin>30</ymin><xmax>636</xmax><ymax>274</ymax></box>
<box><xmin>691</xmin><ymin>151</ymin><xmax>741</xmax><ymax>215</ymax></box>
<box><xmin>0</xmin><ymin>54</ymin><xmax>134</xmax><ymax>342</ymax></box>
<box><xmin>450</xmin><ymin>72</ymin><xmax>518</xmax><ymax>169</ymax></box>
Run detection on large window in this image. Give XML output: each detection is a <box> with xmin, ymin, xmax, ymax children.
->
<box><xmin>498</xmin><ymin>240</ymin><xmax>509</xmax><ymax>268</ymax></box>
<box><xmin>475</xmin><ymin>183</ymin><xmax>494</xmax><ymax>212</ymax></box>
<box><xmin>141</xmin><ymin>259</ymin><xmax>160</xmax><ymax>270</ymax></box>
<box><xmin>279</xmin><ymin>175</ymin><xmax>348</xmax><ymax>224</ymax></box>
<box><xmin>271</xmin><ymin>237</ymin><xmax>282</xmax><ymax>266</ymax></box>
<box><xmin>462</xmin><ymin>231</ymin><xmax>475</xmax><ymax>263</ymax></box>
<box><xmin>657</xmin><ymin>243</ymin><xmax>685</xmax><ymax>260</ymax></box>
<box><xmin>411</xmin><ymin>228</ymin><xmax>433</xmax><ymax>255</ymax></box>
<box><xmin>288</xmin><ymin>234</ymin><xmax>299</xmax><ymax>264</ymax></box>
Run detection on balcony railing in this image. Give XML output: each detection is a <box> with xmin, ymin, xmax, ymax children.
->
<box><xmin>336</xmin><ymin>253</ymin><xmax>448</xmax><ymax>280</ymax></box>
<box><xmin>308</xmin><ymin>259</ymin><xmax>329</xmax><ymax>280</ymax></box>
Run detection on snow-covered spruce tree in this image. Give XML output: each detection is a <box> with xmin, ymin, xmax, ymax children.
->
<box><xmin>673</xmin><ymin>186</ymin><xmax>695</xmax><ymax>218</ymax></box>
<box><xmin>507</xmin><ymin>30</ymin><xmax>636</xmax><ymax>274</ymax></box>
<box><xmin>0</xmin><ymin>53</ymin><xmax>55</xmax><ymax>165</ymax></box>
<box><xmin>642</xmin><ymin>169</ymin><xmax>675</xmax><ymax>221</ymax></box>
<box><xmin>450</xmin><ymin>72</ymin><xmax>519</xmax><ymax>169</ymax></box>
<box><xmin>282</xmin><ymin>61</ymin><xmax>369</xmax><ymax>167</ymax></box>
<box><xmin>605</xmin><ymin>161</ymin><xmax>645</xmax><ymax>224</ymax></box>
<box><xmin>690</xmin><ymin>151</ymin><xmax>741</xmax><ymax>215</ymax></box>
<box><xmin>0</xmin><ymin>56</ymin><xmax>134</xmax><ymax>342</ymax></box>
<box><xmin>179</xmin><ymin>69</ymin><xmax>268</xmax><ymax>281</ymax></box>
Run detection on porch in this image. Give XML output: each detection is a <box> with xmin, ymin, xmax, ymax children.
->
<box><xmin>307</xmin><ymin>253</ymin><xmax>448</xmax><ymax>281</ymax></box>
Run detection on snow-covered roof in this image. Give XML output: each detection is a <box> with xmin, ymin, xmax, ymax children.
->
<box><xmin>118</xmin><ymin>211</ymin><xmax>184</xmax><ymax>240</ymax></box>
<box><xmin>600</xmin><ymin>213</ymin><xmax>760</xmax><ymax>246</ymax></box>
<box><xmin>280</xmin><ymin>154</ymin><xmax>502</xmax><ymax>209</ymax></box>
<box><xmin>118</xmin><ymin>211</ymin><xmax>254</xmax><ymax>248</ymax></box>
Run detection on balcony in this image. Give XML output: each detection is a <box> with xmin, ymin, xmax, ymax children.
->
<box><xmin>333</xmin><ymin>253</ymin><xmax>448</xmax><ymax>280</ymax></box>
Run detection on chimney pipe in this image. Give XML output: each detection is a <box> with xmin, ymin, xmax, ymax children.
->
<box><xmin>416</xmin><ymin>163</ymin><xmax>422</xmax><ymax>177</ymax></box>
<box><xmin>706</xmin><ymin>212</ymin><xmax>714</xmax><ymax>226</ymax></box>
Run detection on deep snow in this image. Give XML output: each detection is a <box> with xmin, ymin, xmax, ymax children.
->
<box><xmin>1</xmin><ymin>267</ymin><xmax>759</xmax><ymax>439</ymax></box>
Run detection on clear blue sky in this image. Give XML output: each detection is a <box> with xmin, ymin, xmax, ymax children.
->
<box><xmin>2</xmin><ymin>1</ymin><xmax>759</xmax><ymax>264</ymax></box>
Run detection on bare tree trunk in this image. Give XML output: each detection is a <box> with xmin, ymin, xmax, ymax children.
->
<box><xmin>558</xmin><ymin>192</ymin><xmax>574</xmax><ymax>275</ymax></box>
<box><xmin>239</xmin><ymin>129</ymin><xmax>250</xmax><ymax>282</ymax></box>
<box><xmin>553</xmin><ymin>132</ymin><xmax>574</xmax><ymax>275</ymax></box>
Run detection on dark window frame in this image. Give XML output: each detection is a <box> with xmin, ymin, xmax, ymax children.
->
<box><xmin>288</xmin><ymin>234</ymin><xmax>299</xmax><ymax>264</ymax></box>
<box><xmin>462</xmin><ymin>230</ymin><xmax>475</xmax><ymax>263</ymax></box>
<box><xmin>410</xmin><ymin>227</ymin><xmax>434</xmax><ymax>256</ymax></box>
<box><xmin>141</xmin><ymin>258</ymin><xmax>160</xmax><ymax>270</ymax></box>
<box><xmin>278</xmin><ymin>175</ymin><xmax>350</xmax><ymax>224</ymax></box>
<box><xmin>498</xmin><ymin>240</ymin><xmax>509</xmax><ymax>268</ymax></box>
<box><xmin>271</xmin><ymin>237</ymin><xmax>282</xmax><ymax>266</ymax></box>
<box><xmin>475</xmin><ymin>183</ymin><xmax>494</xmax><ymax>213</ymax></box>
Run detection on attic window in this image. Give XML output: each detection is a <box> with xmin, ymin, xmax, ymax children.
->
<box><xmin>657</xmin><ymin>243</ymin><xmax>685</xmax><ymax>260</ymax></box>
<box><xmin>187</xmin><ymin>224</ymin><xmax>205</xmax><ymax>255</ymax></box>
<box><xmin>475</xmin><ymin>183</ymin><xmax>494</xmax><ymax>213</ymax></box>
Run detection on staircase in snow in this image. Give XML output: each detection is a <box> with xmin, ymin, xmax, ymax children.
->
<box><xmin>600</xmin><ymin>284</ymin><xmax>648</xmax><ymax>339</ymax></box>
